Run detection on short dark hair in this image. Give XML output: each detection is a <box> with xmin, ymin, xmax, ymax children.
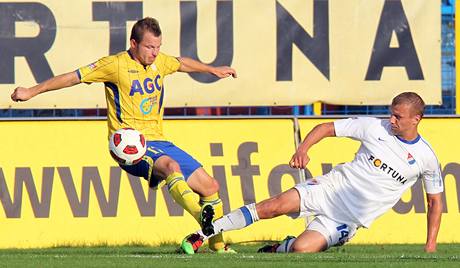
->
<box><xmin>130</xmin><ymin>17</ymin><xmax>162</xmax><ymax>43</ymax></box>
<box><xmin>391</xmin><ymin>92</ymin><xmax>425</xmax><ymax>117</ymax></box>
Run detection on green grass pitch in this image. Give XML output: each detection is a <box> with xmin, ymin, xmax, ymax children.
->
<box><xmin>0</xmin><ymin>243</ymin><xmax>459</xmax><ymax>267</ymax></box>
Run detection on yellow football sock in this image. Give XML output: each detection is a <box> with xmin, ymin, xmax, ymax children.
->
<box><xmin>166</xmin><ymin>172</ymin><xmax>201</xmax><ymax>222</ymax></box>
<box><xmin>200</xmin><ymin>193</ymin><xmax>225</xmax><ymax>251</ymax></box>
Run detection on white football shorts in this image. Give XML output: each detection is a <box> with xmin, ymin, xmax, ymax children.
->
<box><xmin>307</xmin><ymin>215</ymin><xmax>358</xmax><ymax>248</ymax></box>
<box><xmin>289</xmin><ymin>171</ymin><xmax>361</xmax><ymax>247</ymax></box>
<box><xmin>290</xmin><ymin>172</ymin><xmax>359</xmax><ymax>224</ymax></box>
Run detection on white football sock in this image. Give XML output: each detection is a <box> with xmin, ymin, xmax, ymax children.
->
<box><xmin>276</xmin><ymin>236</ymin><xmax>296</xmax><ymax>253</ymax></box>
<box><xmin>199</xmin><ymin>203</ymin><xmax>260</xmax><ymax>241</ymax></box>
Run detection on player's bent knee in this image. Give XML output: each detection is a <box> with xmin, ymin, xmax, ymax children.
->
<box><xmin>210</xmin><ymin>179</ymin><xmax>220</xmax><ymax>193</ymax></box>
<box><xmin>165</xmin><ymin>160</ymin><xmax>181</xmax><ymax>173</ymax></box>
<box><xmin>154</xmin><ymin>156</ymin><xmax>182</xmax><ymax>175</ymax></box>
<box><xmin>199</xmin><ymin>179</ymin><xmax>219</xmax><ymax>197</ymax></box>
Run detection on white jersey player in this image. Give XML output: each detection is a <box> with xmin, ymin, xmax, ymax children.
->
<box><xmin>180</xmin><ymin>92</ymin><xmax>444</xmax><ymax>254</ymax></box>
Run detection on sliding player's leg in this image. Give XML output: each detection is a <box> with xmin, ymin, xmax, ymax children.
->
<box><xmin>258</xmin><ymin>215</ymin><xmax>357</xmax><ymax>253</ymax></box>
<box><xmin>181</xmin><ymin>188</ymin><xmax>301</xmax><ymax>254</ymax></box>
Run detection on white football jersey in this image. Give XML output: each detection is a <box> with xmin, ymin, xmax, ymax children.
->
<box><xmin>330</xmin><ymin>117</ymin><xmax>444</xmax><ymax>227</ymax></box>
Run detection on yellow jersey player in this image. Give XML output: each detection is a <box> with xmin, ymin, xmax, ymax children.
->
<box><xmin>11</xmin><ymin>17</ymin><xmax>237</xmax><ymax>254</ymax></box>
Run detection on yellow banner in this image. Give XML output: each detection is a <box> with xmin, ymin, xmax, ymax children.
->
<box><xmin>298</xmin><ymin>118</ymin><xmax>460</xmax><ymax>244</ymax></box>
<box><xmin>1</xmin><ymin>118</ymin><xmax>458</xmax><ymax>248</ymax></box>
<box><xmin>0</xmin><ymin>119</ymin><xmax>304</xmax><ymax>248</ymax></box>
<box><xmin>1</xmin><ymin>0</ymin><xmax>440</xmax><ymax>108</ymax></box>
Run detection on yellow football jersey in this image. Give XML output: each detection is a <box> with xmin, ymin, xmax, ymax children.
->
<box><xmin>76</xmin><ymin>51</ymin><xmax>180</xmax><ymax>140</ymax></box>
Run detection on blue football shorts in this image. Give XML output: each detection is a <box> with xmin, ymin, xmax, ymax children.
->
<box><xmin>119</xmin><ymin>141</ymin><xmax>202</xmax><ymax>188</ymax></box>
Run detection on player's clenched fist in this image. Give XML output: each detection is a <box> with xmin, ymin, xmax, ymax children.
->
<box><xmin>212</xmin><ymin>66</ymin><xmax>237</xmax><ymax>78</ymax></box>
<box><xmin>289</xmin><ymin>149</ymin><xmax>310</xmax><ymax>169</ymax></box>
<box><xmin>11</xmin><ymin>87</ymin><xmax>33</xmax><ymax>102</ymax></box>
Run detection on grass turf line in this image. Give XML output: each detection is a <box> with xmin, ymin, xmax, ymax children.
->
<box><xmin>0</xmin><ymin>244</ymin><xmax>458</xmax><ymax>268</ymax></box>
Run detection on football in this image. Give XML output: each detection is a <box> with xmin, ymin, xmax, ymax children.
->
<box><xmin>109</xmin><ymin>128</ymin><xmax>147</xmax><ymax>165</ymax></box>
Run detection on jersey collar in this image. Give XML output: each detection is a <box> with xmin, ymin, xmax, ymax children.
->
<box><xmin>126</xmin><ymin>50</ymin><xmax>150</xmax><ymax>70</ymax></box>
<box><xmin>395</xmin><ymin>134</ymin><xmax>421</xmax><ymax>144</ymax></box>
<box><xmin>127</xmin><ymin>49</ymin><xmax>134</xmax><ymax>59</ymax></box>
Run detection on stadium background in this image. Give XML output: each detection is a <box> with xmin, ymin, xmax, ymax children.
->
<box><xmin>0</xmin><ymin>0</ymin><xmax>458</xmax><ymax>249</ymax></box>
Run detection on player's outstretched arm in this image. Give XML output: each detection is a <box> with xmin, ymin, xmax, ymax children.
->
<box><xmin>424</xmin><ymin>193</ymin><xmax>443</xmax><ymax>253</ymax></box>
<box><xmin>11</xmin><ymin>71</ymin><xmax>80</xmax><ymax>102</ymax></box>
<box><xmin>290</xmin><ymin>122</ymin><xmax>336</xmax><ymax>169</ymax></box>
<box><xmin>177</xmin><ymin>57</ymin><xmax>237</xmax><ymax>78</ymax></box>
